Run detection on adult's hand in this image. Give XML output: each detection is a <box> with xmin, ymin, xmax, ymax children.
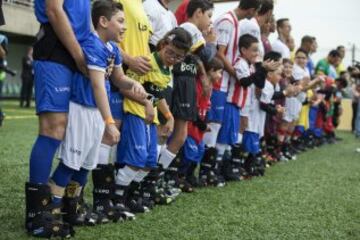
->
<box><xmin>129</xmin><ymin>56</ymin><xmax>152</xmax><ymax>75</ymax></box>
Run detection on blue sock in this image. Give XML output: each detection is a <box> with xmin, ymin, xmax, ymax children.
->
<box><xmin>51</xmin><ymin>162</ymin><xmax>74</xmax><ymax>188</ymax></box>
<box><xmin>29</xmin><ymin>135</ymin><xmax>61</xmax><ymax>184</ymax></box>
<box><xmin>71</xmin><ymin>168</ymin><xmax>89</xmax><ymax>186</ymax></box>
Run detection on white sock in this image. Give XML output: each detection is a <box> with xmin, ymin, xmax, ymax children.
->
<box><xmin>158</xmin><ymin>147</ymin><xmax>176</xmax><ymax>169</ymax></box>
<box><xmin>203</xmin><ymin>123</ymin><xmax>221</xmax><ymax>147</ymax></box>
<box><xmin>115</xmin><ymin>165</ymin><xmax>138</xmax><ymax>186</ymax></box>
<box><xmin>109</xmin><ymin>145</ymin><xmax>118</xmax><ymax>164</ymax></box>
<box><xmin>237</xmin><ymin>133</ymin><xmax>243</xmax><ymax>144</ymax></box>
<box><xmin>133</xmin><ymin>169</ymin><xmax>149</xmax><ymax>183</ymax></box>
<box><xmin>216</xmin><ymin>143</ymin><xmax>228</xmax><ymax>160</ymax></box>
<box><xmin>97</xmin><ymin>144</ymin><xmax>111</xmax><ymax>165</ymax></box>
<box><xmin>156</xmin><ymin>144</ymin><xmax>163</xmax><ymax>160</ymax></box>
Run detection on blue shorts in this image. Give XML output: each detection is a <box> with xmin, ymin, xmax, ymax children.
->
<box><xmin>308</xmin><ymin>106</ymin><xmax>323</xmax><ymax>137</ymax></box>
<box><xmin>295</xmin><ymin>125</ymin><xmax>305</xmax><ymax>134</ymax></box>
<box><xmin>217</xmin><ymin>103</ymin><xmax>240</xmax><ymax>145</ymax></box>
<box><xmin>309</xmin><ymin>106</ymin><xmax>318</xmax><ymax>129</ymax></box>
<box><xmin>206</xmin><ymin>90</ymin><xmax>227</xmax><ymax>123</ymax></box>
<box><xmin>116</xmin><ymin>114</ymin><xmax>158</xmax><ymax>169</ymax></box>
<box><xmin>183</xmin><ymin>137</ymin><xmax>205</xmax><ymax>164</ymax></box>
<box><xmin>34</xmin><ymin>61</ymin><xmax>73</xmax><ymax>114</ymax></box>
<box><xmin>109</xmin><ymin>92</ymin><xmax>124</xmax><ymax>121</ymax></box>
<box><xmin>242</xmin><ymin>131</ymin><xmax>260</xmax><ymax>154</ymax></box>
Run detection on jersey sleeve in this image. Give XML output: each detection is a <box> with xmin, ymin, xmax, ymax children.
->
<box><xmin>235</xmin><ymin>59</ymin><xmax>251</xmax><ymax>79</ymax></box>
<box><xmin>215</xmin><ymin>19</ymin><xmax>233</xmax><ymax>47</ymax></box>
<box><xmin>260</xmin><ymin>82</ymin><xmax>274</xmax><ymax>104</ymax></box>
<box><xmin>112</xmin><ymin>42</ymin><xmax>123</xmax><ymax>68</ymax></box>
<box><xmin>83</xmin><ymin>41</ymin><xmax>107</xmax><ymax>73</ymax></box>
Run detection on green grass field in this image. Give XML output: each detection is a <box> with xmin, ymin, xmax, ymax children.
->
<box><xmin>0</xmin><ymin>100</ymin><xmax>359</xmax><ymax>240</ymax></box>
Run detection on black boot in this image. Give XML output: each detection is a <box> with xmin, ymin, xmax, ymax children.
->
<box><xmin>185</xmin><ymin>162</ymin><xmax>199</xmax><ymax>187</ymax></box>
<box><xmin>126</xmin><ymin>182</ymin><xmax>150</xmax><ymax>213</ymax></box>
<box><xmin>93</xmin><ymin>164</ymin><xmax>135</xmax><ymax>221</ymax></box>
<box><xmin>254</xmin><ymin>153</ymin><xmax>266</xmax><ymax>176</ymax></box>
<box><xmin>199</xmin><ymin>147</ymin><xmax>218</xmax><ymax>187</ymax></box>
<box><xmin>214</xmin><ymin>152</ymin><xmax>226</xmax><ymax>187</ymax></box>
<box><xmin>63</xmin><ymin>181</ymin><xmax>99</xmax><ymax>226</ymax></box>
<box><xmin>141</xmin><ymin>168</ymin><xmax>174</xmax><ymax>206</ymax></box>
<box><xmin>166</xmin><ymin>152</ymin><xmax>194</xmax><ymax>193</ymax></box>
<box><xmin>244</xmin><ymin>154</ymin><xmax>256</xmax><ymax>177</ymax></box>
<box><xmin>25</xmin><ymin>182</ymin><xmax>74</xmax><ymax>238</ymax></box>
<box><xmin>223</xmin><ymin>145</ymin><xmax>245</xmax><ymax>181</ymax></box>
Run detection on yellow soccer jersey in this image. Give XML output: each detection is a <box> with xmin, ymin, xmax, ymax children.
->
<box><xmin>118</xmin><ymin>0</ymin><xmax>152</xmax><ymax>58</ymax></box>
<box><xmin>123</xmin><ymin>52</ymin><xmax>171</xmax><ymax>124</ymax></box>
<box><xmin>297</xmin><ymin>90</ymin><xmax>314</xmax><ymax>128</ymax></box>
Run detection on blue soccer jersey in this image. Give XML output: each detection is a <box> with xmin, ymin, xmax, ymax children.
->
<box><xmin>34</xmin><ymin>0</ymin><xmax>91</xmax><ymax>43</ymax></box>
<box><xmin>71</xmin><ymin>33</ymin><xmax>122</xmax><ymax>107</ymax></box>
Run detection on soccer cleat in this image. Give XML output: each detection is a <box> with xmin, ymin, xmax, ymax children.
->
<box><xmin>126</xmin><ymin>182</ymin><xmax>150</xmax><ymax>213</ymax></box>
<box><xmin>62</xmin><ymin>181</ymin><xmax>101</xmax><ymax>226</ymax></box>
<box><xmin>25</xmin><ymin>182</ymin><xmax>74</xmax><ymax>238</ymax></box>
<box><xmin>199</xmin><ymin>147</ymin><xmax>218</xmax><ymax>187</ymax></box>
<box><xmin>141</xmin><ymin>169</ymin><xmax>174</xmax><ymax>206</ymax></box>
<box><xmin>93</xmin><ymin>165</ymin><xmax>135</xmax><ymax>222</ymax></box>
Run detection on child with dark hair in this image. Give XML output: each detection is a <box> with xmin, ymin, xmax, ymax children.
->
<box><xmin>115</xmin><ymin>28</ymin><xmax>192</xmax><ymax>211</ymax></box>
<box><xmin>171</xmin><ymin>57</ymin><xmax>224</xmax><ymax>191</ymax></box>
<box><xmin>157</xmin><ymin>0</ymin><xmax>216</xmax><ymax>190</ymax></box>
<box><xmin>48</xmin><ymin>0</ymin><xmax>147</xmax><ymax>231</ymax></box>
<box><xmin>240</xmin><ymin>51</ymin><xmax>285</xmax><ymax>176</ymax></box>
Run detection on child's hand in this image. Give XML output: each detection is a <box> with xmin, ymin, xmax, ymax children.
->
<box><xmin>276</xmin><ymin>105</ymin><xmax>285</xmax><ymax>114</ymax></box>
<box><xmin>132</xmin><ymin>81</ymin><xmax>147</xmax><ymax>99</ymax></box>
<box><xmin>162</xmin><ymin>116</ymin><xmax>174</xmax><ymax>136</ymax></box>
<box><xmin>204</xmin><ymin>27</ymin><xmax>216</xmax><ymax>44</ymax></box>
<box><xmin>105</xmin><ymin>124</ymin><xmax>120</xmax><ymax>145</ymax></box>
<box><xmin>144</xmin><ymin>99</ymin><xmax>155</xmax><ymax>124</ymax></box>
<box><xmin>263</xmin><ymin>59</ymin><xmax>281</xmax><ymax>71</ymax></box>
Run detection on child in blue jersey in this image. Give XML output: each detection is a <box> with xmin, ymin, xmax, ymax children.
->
<box><xmin>48</xmin><ymin>1</ymin><xmax>146</xmax><ymax>228</ymax></box>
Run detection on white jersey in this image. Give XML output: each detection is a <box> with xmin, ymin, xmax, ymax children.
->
<box><xmin>143</xmin><ymin>0</ymin><xmax>177</xmax><ymax>46</ymax></box>
<box><xmin>283</xmin><ymin>64</ymin><xmax>309</xmax><ymax>122</ymax></box>
<box><xmin>180</xmin><ymin>22</ymin><xmax>206</xmax><ymax>52</ymax></box>
<box><xmin>272</xmin><ymin>38</ymin><xmax>291</xmax><ymax>59</ymax></box>
<box><xmin>246</xmin><ymin>80</ymin><xmax>274</xmax><ymax>137</ymax></box>
<box><xmin>213</xmin><ymin>10</ymin><xmax>240</xmax><ymax>92</ymax></box>
<box><xmin>239</xmin><ymin>17</ymin><xmax>264</xmax><ymax>59</ymax></box>
<box><xmin>227</xmin><ymin>57</ymin><xmax>254</xmax><ymax>108</ymax></box>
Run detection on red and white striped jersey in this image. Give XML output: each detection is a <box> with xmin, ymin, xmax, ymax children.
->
<box><xmin>227</xmin><ymin>57</ymin><xmax>255</xmax><ymax>108</ymax></box>
<box><xmin>213</xmin><ymin>10</ymin><xmax>240</xmax><ymax>92</ymax></box>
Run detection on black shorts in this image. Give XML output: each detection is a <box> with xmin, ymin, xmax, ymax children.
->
<box><xmin>171</xmin><ymin>76</ymin><xmax>197</xmax><ymax>121</ymax></box>
<box><xmin>158</xmin><ymin>86</ymin><xmax>173</xmax><ymax>125</ymax></box>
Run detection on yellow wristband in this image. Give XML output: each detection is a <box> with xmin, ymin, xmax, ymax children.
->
<box><xmin>164</xmin><ymin>112</ymin><xmax>173</xmax><ymax>120</ymax></box>
<box><xmin>104</xmin><ymin>116</ymin><xmax>115</xmax><ymax>125</ymax></box>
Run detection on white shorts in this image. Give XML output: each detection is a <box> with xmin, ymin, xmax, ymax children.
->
<box><xmin>59</xmin><ymin>101</ymin><xmax>105</xmax><ymax>170</ymax></box>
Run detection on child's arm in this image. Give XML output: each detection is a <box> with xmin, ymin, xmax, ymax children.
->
<box><xmin>302</xmin><ymin>76</ymin><xmax>324</xmax><ymax>91</ymax></box>
<box><xmin>111</xmin><ymin>67</ymin><xmax>147</xmax><ymax>98</ymax></box>
<box><xmin>89</xmin><ymin>70</ymin><xmax>120</xmax><ymax>144</ymax></box>
<box><xmin>157</xmin><ymin>99</ymin><xmax>174</xmax><ymax>136</ymax></box>
<box><xmin>120</xmin><ymin>88</ymin><xmax>155</xmax><ymax>124</ymax></box>
<box><xmin>236</xmin><ymin>60</ymin><xmax>280</xmax><ymax>89</ymax></box>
